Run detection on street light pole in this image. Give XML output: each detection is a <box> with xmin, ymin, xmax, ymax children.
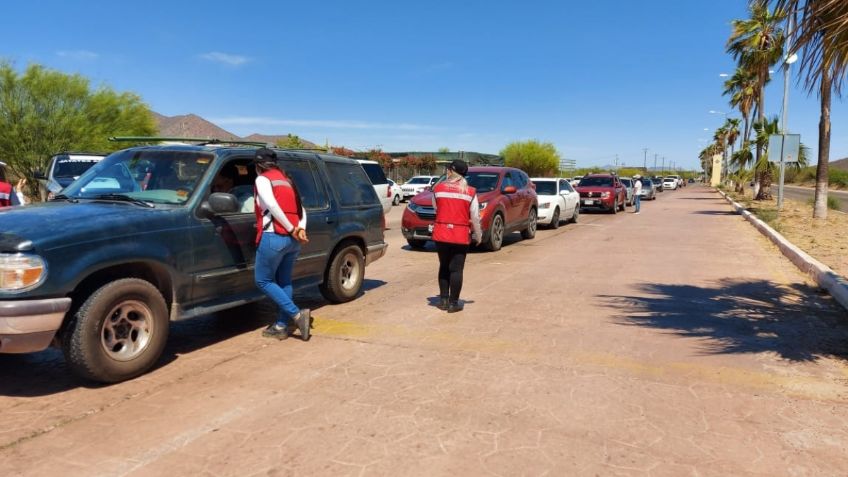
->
<box><xmin>777</xmin><ymin>14</ymin><xmax>797</xmax><ymax>211</ymax></box>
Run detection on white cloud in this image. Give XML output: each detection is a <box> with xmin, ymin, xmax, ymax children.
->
<box><xmin>210</xmin><ymin>116</ymin><xmax>433</xmax><ymax>131</ymax></box>
<box><xmin>56</xmin><ymin>50</ymin><xmax>98</xmax><ymax>60</ymax></box>
<box><xmin>198</xmin><ymin>52</ymin><xmax>251</xmax><ymax>66</ymax></box>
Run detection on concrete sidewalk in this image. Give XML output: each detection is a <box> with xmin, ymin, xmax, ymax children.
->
<box><xmin>2</xmin><ymin>186</ymin><xmax>847</xmax><ymax>476</ymax></box>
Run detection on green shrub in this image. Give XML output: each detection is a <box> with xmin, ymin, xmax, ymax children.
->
<box><xmin>806</xmin><ymin>196</ymin><xmax>841</xmax><ymax>211</ymax></box>
<box><xmin>831</xmin><ymin>169</ymin><xmax>848</xmax><ymax>188</ymax></box>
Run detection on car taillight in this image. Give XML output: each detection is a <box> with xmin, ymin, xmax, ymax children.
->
<box><xmin>386</xmin><ymin>186</ymin><xmax>392</xmax><ymax>198</ymax></box>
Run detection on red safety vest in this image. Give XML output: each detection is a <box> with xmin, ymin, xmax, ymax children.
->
<box><xmin>254</xmin><ymin>169</ymin><xmax>301</xmax><ymax>244</ymax></box>
<box><xmin>432</xmin><ymin>181</ymin><xmax>476</xmax><ymax>245</ymax></box>
<box><xmin>0</xmin><ymin>182</ymin><xmax>12</xmax><ymax>207</ymax></box>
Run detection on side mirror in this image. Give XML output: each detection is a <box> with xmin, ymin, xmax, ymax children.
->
<box><xmin>34</xmin><ymin>170</ymin><xmax>47</xmax><ymax>180</ymax></box>
<box><xmin>199</xmin><ymin>193</ymin><xmax>239</xmax><ymax>218</ymax></box>
<box><xmin>503</xmin><ymin>186</ymin><xmax>517</xmax><ymax>194</ymax></box>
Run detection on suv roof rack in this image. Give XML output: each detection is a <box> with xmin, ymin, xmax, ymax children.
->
<box><xmin>109</xmin><ymin>136</ymin><xmax>269</xmax><ymax>147</ymax></box>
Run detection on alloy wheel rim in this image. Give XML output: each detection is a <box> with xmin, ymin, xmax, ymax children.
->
<box><xmin>340</xmin><ymin>252</ymin><xmax>361</xmax><ymax>290</ymax></box>
<box><xmin>100</xmin><ymin>300</ymin><xmax>154</xmax><ymax>362</ymax></box>
<box><xmin>493</xmin><ymin>216</ymin><xmax>504</xmax><ymax>247</ymax></box>
<box><xmin>529</xmin><ymin>210</ymin><xmax>537</xmax><ymax>234</ymax></box>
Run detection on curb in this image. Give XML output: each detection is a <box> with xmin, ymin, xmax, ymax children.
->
<box><xmin>717</xmin><ymin>189</ymin><xmax>848</xmax><ymax>313</ymax></box>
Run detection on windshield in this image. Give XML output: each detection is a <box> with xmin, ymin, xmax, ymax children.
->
<box><xmin>53</xmin><ymin>156</ymin><xmax>102</xmax><ymax>178</ymax></box>
<box><xmin>62</xmin><ymin>149</ymin><xmax>214</xmax><ymax>205</ymax></box>
<box><xmin>578</xmin><ymin>177</ymin><xmax>613</xmax><ymax>187</ymax></box>
<box><xmin>531</xmin><ymin>180</ymin><xmax>557</xmax><ymax>195</ymax></box>
<box><xmin>620</xmin><ymin>179</ymin><xmax>632</xmax><ymax>187</ymax></box>
<box><xmin>406</xmin><ymin>177</ymin><xmax>432</xmax><ymax>185</ymax></box>
<box><xmin>466</xmin><ymin>172</ymin><xmax>501</xmax><ymax>193</ymax></box>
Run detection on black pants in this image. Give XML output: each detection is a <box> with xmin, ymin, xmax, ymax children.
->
<box><xmin>436</xmin><ymin>241</ymin><xmax>468</xmax><ymax>304</ymax></box>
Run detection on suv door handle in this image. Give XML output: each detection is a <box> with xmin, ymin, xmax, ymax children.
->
<box><xmin>325</xmin><ymin>216</ymin><xmax>335</xmax><ymax>224</ymax></box>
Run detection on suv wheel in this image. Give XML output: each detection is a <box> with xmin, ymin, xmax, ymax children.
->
<box><xmin>549</xmin><ymin>207</ymin><xmax>560</xmax><ymax>229</ymax></box>
<box><xmin>62</xmin><ymin>278</ymin><xmax>169</xmax><ymax>383</ymax></box>
<box><xmin>392</xmin><ymin>194</ymin><xmax>401</xmax><ymax>206</ymax></box>
<box><xmin>521</xmin><ymin>208</ymin><xmax>537</xmax><ymax>239</ymax></box>
<box><xmin>486</xmin><ymin>214</ymin><xmax>505</xmax><ymax>251</ymax></box>
<box><xmin>610</xmin><ymin>198</ymin><xmax>618</xmax><ymax>214</ymax></box>
<box><xmin>320</xmin><ymin>244</ymin><xmax>365</xmax><ymax>303</ymax></box>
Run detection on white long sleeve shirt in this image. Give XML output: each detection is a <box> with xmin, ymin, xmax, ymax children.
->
<box><xmin>255</xmin><ymin>175</ymin><xmax>307</xmax><ymax>233</ymax></box>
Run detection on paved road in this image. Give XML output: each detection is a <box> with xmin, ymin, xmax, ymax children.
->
<box><xmin>784</xmin><ymin>185</ymin><xmax>848</xmax><ymax>211</ymax></box>
<box><xmin>2</xmin><ymin>186</ymin><xmax>848</xmax><ymax>476</ymax></box>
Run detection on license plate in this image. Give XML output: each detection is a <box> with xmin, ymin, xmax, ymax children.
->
<box><xmin>583</xmin><ymin>199</ymin><xmax>594</xmax><ymax>205</ymax></box>
<box><xmin>427</xmin><ymin>224</ymin><xmax>434</xmax><ymax>233</ymax></box>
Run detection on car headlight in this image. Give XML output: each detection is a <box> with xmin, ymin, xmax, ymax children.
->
<box><xmin>601</xmin><ymin>192</ymin><xmax>611</xmax><ymax>198</ymax></box>
<box><xmin>539</xmin><ymin>202</ymin><xmax>551</xmax><ymax>209</ymax></box>
<box><xmin>0</xmin><ymin>254</ymin><xmax>46</xmax><ymax>291</ymax></box>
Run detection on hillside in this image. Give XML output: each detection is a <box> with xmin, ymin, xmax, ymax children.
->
<box><xmin>153</xmin><ymin>113</ymin><xmax>317</xmax><ymax>147</ymax></box>
<box><xmin>831</xmin><ymin>157</ymin><xmax>848</xmax><ymax>171</ymax></box>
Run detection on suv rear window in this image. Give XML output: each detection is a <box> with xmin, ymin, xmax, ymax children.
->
<box><xmin>360</xmin><ymin>162</ymin><xmax>388</xmax><ymax>185</ymax></box>
<box><xmin>326</xmin><ymin>162</ymin><xmax>379</xmax><ymax>207</ymax></box>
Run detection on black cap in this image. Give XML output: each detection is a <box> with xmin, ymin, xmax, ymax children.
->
<box><xmin>448</xmin><ymin>159</ymin><xmax>468</xmax><ymax>177</ymax></box>
<box><xmin>254</xmin><ymin>147</ymin><xmax>277</xmax><ymax>164</ymax></box>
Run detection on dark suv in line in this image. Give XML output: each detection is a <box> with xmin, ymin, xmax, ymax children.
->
<box><xmin>401</xmin><ymin>166</ymin><xmax>538</xmax><ymax>251</ymax></box>
<box><xmin>575</xmin><ymin>174</ymin><xmax>627</xmax><ymax>213</ymax></box>
<box><xmin>0</xmin><ymin>145</ymin><xmax>387</xmax><ymax>383</ymax></box>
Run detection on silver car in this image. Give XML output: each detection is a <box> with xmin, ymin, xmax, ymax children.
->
<box><xmin>639</xmin><ymin>178</ymin><xmax>657</xmax><ymax>200</ymax></box>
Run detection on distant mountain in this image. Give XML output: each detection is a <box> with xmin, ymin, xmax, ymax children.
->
<box><xmin>153</xmin><ymin>112</ymin><xmax>317</xmax><ymax>148</ymax></box>
<box><xmin>831</xmin><ymin>157</ymin><xmax>848</xmax><ymax>171</ymax></box>
<box><xmin>243</xmin><ymin>133</ymin><xmax>318</xmax><ymax>149</ymax></box>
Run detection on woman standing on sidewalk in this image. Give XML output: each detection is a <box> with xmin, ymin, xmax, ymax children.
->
<box><xmin>252</xmin><ymin>148</ymin><xmax>311</xmax><ymax>340</ymax></box>
<box><xmin>432</xmin><ymin>160</ymin><xmax>482</xmax><ymax>313</ymax></box>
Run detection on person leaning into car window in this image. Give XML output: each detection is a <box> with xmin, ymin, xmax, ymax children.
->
<box><xmin>0</xmin><ymin>161</ymin><xmax>26</xmax><ymax>207</ymax></box>
<box><xmin>252</xmin><ymin>148</ymin><xmax>311</xmax><ymax>341</ymax></box>
<box><xmin>431</xmin><ymin>159</ymin><xmax>482</xmax><ymax>313</ymax></box>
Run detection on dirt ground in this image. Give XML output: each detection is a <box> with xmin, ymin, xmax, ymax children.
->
<box><xmin>728</xmin><ymin>188</ymin><xmax>848</xmax><ymax>279</ymax></box>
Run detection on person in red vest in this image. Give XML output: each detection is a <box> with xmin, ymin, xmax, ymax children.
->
<box><xmin>252</xmin><ymin>148</ymin><xmax>311</xmax><ymax>340</ymax></box>
<box><xmin>0</xmin><ymin>161</ymin><xmax>25</xmax><ymax>207</ymax></box>
<box><xmin>432</xmin><ymin>159</ymin><xmax>482</xmax><ymax>313</ymax></box>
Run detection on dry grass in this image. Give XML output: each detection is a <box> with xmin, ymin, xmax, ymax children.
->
<box><xmin>728</xmin><ymin>190</ymin><xmax>848</xmax><ymax>279</ymax></box>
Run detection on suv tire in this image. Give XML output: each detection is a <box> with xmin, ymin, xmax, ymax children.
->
<box><xmin>521</xmin><ymin>208</ymin><xmax>537</xmax><ymax>239</ymax></box>
<box><xmin>62</xmin><ymin>278</ymin><xmax>169</xmax><ymax>383</ymax></box>
<box><xmin>485</xmin><ymin>213</ymin><xmax>505</xmax><ymax>251</ymax></box>
<box><xmin>610</xmin><ymin>198</ymin><xmax>618</xmax><ymax>214</ymax></box>
<box><xmin>320</xmin><ymin>244</ymin><xmax>365</xmax><ymax>303</ymax></box>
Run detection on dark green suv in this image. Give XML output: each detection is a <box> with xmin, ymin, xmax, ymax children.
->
<box><xmin>0</xmin><ymin>145</ymin><xmax>387</xmax><ymax>382</ymax></box>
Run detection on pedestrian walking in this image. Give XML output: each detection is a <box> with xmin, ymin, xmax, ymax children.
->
<box><xmin>633</xmin><ymin>174</ymin><xmax>643</xmax><ymax>214</ymax></box>
<box><xmin>0</xmin><ymin>161</ymin><xmax>26</xmax><ymax>207</ymax></box>
<box><xmin>252</xmin><ymin>148</ymin><xmax>311</xmax><ymax>341</ymax></box>
<box><xmin>432</xmin><ymin>160</ymin><xmax>482</xmax><ymax>313</ymax></box>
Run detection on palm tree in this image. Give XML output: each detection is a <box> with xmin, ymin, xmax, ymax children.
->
<box><xmin>725</xmin><ymin>118</ymin><xmax>742</xmax><ymax>160</ymax></box>
<box><xmin>777</xmin><ymin>0</ymin><xmax>848</xmax><ymax>219</ymax></box>
<box><xmin>727</xmin><ymin>1</ymin><xmax>786</xmax><ymax>170</ymax></box>
<box><xmin>723</xmin><ymin>67</ymin><xmax>758</xmax><ymax>142</ymax></box>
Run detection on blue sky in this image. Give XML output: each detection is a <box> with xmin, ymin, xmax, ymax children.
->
<box><xmin>1</xmin><ymin>0</ymin><xmax>846</xmax><ymax>170</ymax></box>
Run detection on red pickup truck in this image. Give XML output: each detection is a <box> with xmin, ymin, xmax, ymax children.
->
<box><xmin>575</xmin><ymin>174</ymin><xmax>627</xmax><ymax>214</ymax></box>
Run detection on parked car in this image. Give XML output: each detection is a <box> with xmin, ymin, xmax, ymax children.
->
<box><xmin>639</xmin><ymin>178</ymin><xmax>657</xmax><ymax>200</ymax></box>
<box><xmin>35</xmin><ymin>152</ymin><xmax>106</xmax><ymax>199</ymax></box>
<box><xmin>663</xmin><ymin>177</ymin><xmax>678</xmax><ymax>190</ymax></box>
<box><xmin>387</xmin><ymin>179</ymin><xmax>403</xmax><ymax>206</ymax></box>
<box><xmin>575</xmin><ymin>174</ymin><xmax>627</xmax><ymax>214</ymax></box>
<box><xmin>0</xmin><ymin>145</ymin><xmax>388</xmax><ymax>383</ymax></box>
<box><xmin>531</xmin><ymin>177</ymin><xmax>580</xmax><ymax>228</ymax></box>
<box><xmin>570</xmin><ymin>176</ymin><xmax>583</xmax><ymax>187</ymax></box>
<box><xmin>356</xmin><ymin>159</ymin><xmax>392</xmax><ymax>214</ymax></box>
<box><xmin>400</xmin><ymin>175</ymin><xmax>439</xmax><ymax>201</ymax></box>
<box><xmin>652</xmin><ymin>176</ymin><xmax>664</xmax><ymax>192</ymax></box>
<box><xmin>402</xmin><ymin>166</ymin><xmax>538</xmax><ymax>251</ymax></box>
<box><xmin>688</xmin><ymin>178</ymin><xmax>695</xmax><ymax>184</ymax></box>
<box><xmin>619</xmin><ymin>177</ymin><xmax>635</xmax><ymax>206</ymax></box>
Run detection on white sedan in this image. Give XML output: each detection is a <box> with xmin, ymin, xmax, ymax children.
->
<box><xmin>663</xmin><ymin>178</ymin><xmax>678</xmax><ymax>190</ymax></box>
<box><xmin>531</xmin><ymin>177</ymin><xmax>580</xmax><ymax>229</ymax></box>
<box><xmin>387</xmin><ymin>179</ymin><xmax>403</xmax><ymax>205</ymax></box>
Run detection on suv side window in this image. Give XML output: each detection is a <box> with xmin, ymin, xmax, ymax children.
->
<box><xmin>281</xmin><ymin>159</ymin><xmax>329</xmax><ymax>210</ymax></box>
<box><xmin>516</xmin><ymin>172</ymin><xmax>529</xmax><ymax>189</ymax></box>
<box><xmin>325</xmin><ymin>161</ymin><xmax>379</xmax><ymax>207</ymax></box>
<box><xmin>502</xmin><ymin>172</ymin><xmax>514</xmax><ymax>190</ymax></box>
<box><xmin>560</xmin><ymin>180</ymin><xmax>572</xmax><ymax>193</ymax></box>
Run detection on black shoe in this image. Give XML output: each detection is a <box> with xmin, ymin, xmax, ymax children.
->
<box><xmin>437</xmin><ymin>297</ymin><xmax>449</xmax><ymax>310</ymax></box>
<box><xmin>447</xmin><ymin>302</ymin><xmax>464</xmax><ymax>313</ymax></box>
<box><xmin>262</xmin><ymin>323</ymin><xmax>289</xmax><ymax>340</ymax></box>
<box><xmin>296</xmin><ymin>309</ymin><xmax>311</xmax><ymax>341</ymax></box>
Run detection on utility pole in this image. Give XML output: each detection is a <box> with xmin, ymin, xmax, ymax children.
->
<box><xmin>777</xmin><ymin>13</ymin><xmax>796</xmax><ymax>211</ymax></box>
<box><xmin>661</xmin><ymin>156</ymin><xmax>665</xmax><ymax>175</ymax></box>
<box><xmin>653</xmin><ymin>153</ymin><xmax>658</xmax><ymax>173</ymax></box>
<box><xmin>642</xmin><ymin>147</ymin><xmax>648</xmax><ymax>172</ymax></box>
<box><xmin>615</xmin><ymin>154</ymin><xmax>619</xmax><ymax>170</ymax></box>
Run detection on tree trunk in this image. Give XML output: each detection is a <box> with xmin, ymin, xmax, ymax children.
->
<box><xmin>813</xmin><ymin>69</ymin><xmax>831</xmax><ymax>219</ymax></box>
<box><xmin>754</xmin><ymin>68</ymin><xmax>766</xmax><ymax>195</ymax></box>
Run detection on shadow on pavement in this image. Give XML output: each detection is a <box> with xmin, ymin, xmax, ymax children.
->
<box><xmin>600</xmin><ymin>279</ymin><xmax>848</xmax><ymax>362</ymax></box>
<box><xmin>0</xmin><ymin>287</ymin><xmax>357</xmax><ymax>396</ymax></box>
<box><xmin>691</xmin><ymin>210</ymin><xmax>738</xmax><ymax>215</ymax></box>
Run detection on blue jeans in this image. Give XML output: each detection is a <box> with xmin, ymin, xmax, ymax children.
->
<box><xmin>255</xmin><ymin>233</ymin><xmax>301</xmax><ymax>326</ymax></box>
<box><xmin>634</xmin><ymin>194</ymin><xmax>641</xmax><ymax>212</ymax></box>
